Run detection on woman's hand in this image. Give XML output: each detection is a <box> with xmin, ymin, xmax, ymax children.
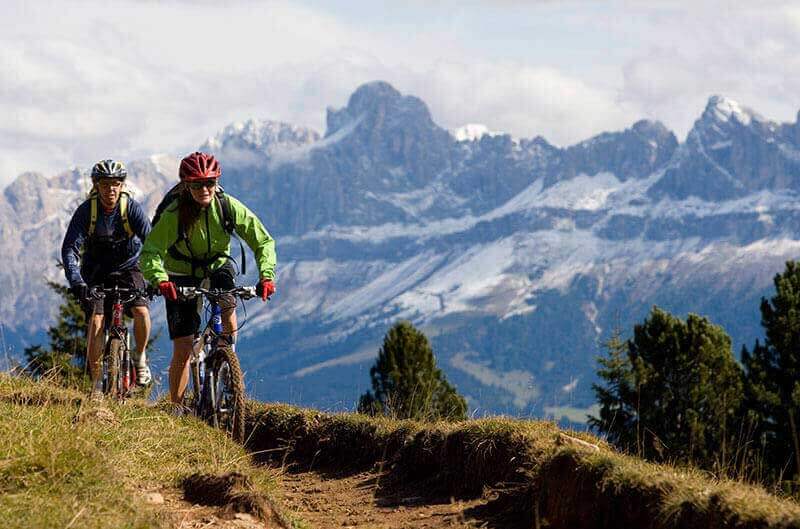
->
<box><xmin>256</xmin><ymin>279</ymin><xmax>275</xmax><ymax>301</ymax></box>
<box><xmin>159</xmin><ymin>281</ymin><xmax>178</xmax><ymax>301</ymax></box>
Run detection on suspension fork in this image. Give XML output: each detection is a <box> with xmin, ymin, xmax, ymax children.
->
<box><xmin>204</xmin><ymin>301</ymin><xmax>223</xmax><ymax>423</ymax></box>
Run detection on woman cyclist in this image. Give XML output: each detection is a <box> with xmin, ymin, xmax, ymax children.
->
<box><xmin>140</xmin><ymin>152</ymin><xmax>276</xmax><ymax>406</ymax></box>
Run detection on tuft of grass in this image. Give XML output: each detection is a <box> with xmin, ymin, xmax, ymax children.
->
<box><xmin>0</xmin><ymin>374</ymin><xmax>285</xmax><ymax>529</ymax></box>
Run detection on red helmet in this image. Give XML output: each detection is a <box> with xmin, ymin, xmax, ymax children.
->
<box><xmin>179</xmin><ymin>152</ymin><xmax>221</xmax><ymax>181</ymax></box>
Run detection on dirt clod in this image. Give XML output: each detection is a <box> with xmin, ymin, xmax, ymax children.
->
<box><xmin>182</xmin><ymin>472</ymin><xmax>286</xmax><ymax>527</ymax></box>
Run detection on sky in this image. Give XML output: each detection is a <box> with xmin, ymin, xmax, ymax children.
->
<box><xmin>2</xmin><ymin>0</ymin><xmax>799</xmax><ymax>188</ymax></box>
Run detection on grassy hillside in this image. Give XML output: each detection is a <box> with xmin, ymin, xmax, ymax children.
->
<box><xmin>5</xmin><ymin>373</ymin><xmax>800</xmax><ymax>529</ymax></box>
<box><xmin>0</xmin><ymin>375</ymin><xmax>287</xmax><ymax>529</ymax></box>
<box><xmin>246</xmin><ymin>402</ymin><xmax>800</xmax><ymax>529</ymax></box>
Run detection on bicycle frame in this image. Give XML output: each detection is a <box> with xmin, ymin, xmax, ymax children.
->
<box><xmin>91</xmin><ymin>283</ymin><xmax>145</xmax><ymax>399</ymax></box>
<box><xmin>178</xmin><ymin>285</ymin><xmax>255</xmax><ymax>437</ymax></box>
<box><xmin>112</xmin><ymin>297</ymin><xmax>136</xmax><ymax>389</ymax></box>
<box><xmin>191</xmin><ymin>301</ymin><xmax>225</xmax><ymax>422</ymax></box>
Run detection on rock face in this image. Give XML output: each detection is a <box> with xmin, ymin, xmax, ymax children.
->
<box><xmin>3</xmin><ymin>82</ymin><xmax>800</xmax><ymax>420</ymax></box>
<box><xmin>649</xmin><ymin>96</ymin><xmax>800</xmax><ymax>201</ymax></box>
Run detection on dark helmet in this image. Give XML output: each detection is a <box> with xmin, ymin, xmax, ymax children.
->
<box><xmin>91</xmin><ymin>159</ymin><xmax>127</xmax><ymax>182</ymax></box>
<box><xmin>179</xmin><ymin>152</ymin><xmax>221</xmax><ymax>181</ymax></box>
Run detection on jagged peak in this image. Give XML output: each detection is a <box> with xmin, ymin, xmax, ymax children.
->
<box><xmin>349</xmin><ymin>80</ymin><xmax>402</xmax><ymax>104</ymax></box>
<box><xmin>702</xmin><ymin>95</ymin><xmax>763</xmax><ymax>126</ymax></box>
<box><xmin>325</xmin><ymin>81</ymin><xmax>435</xmax><ymax>138</ymax></box>
<box><xmin>632</xmin><ymin>119</ymin><xmax>671</xmax><ymax>136</ymax></box>
<box><xmin>202</xmin><ymin>119</ymin><xmax>320</xmax><ymax>152</ymax></box>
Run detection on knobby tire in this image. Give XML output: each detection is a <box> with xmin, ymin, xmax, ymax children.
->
<box><xmin>213</xmin><ymin>346</ymin><xmax>245</xmax><ymax>443</ymax></box>
<box><xmin>106</xmin><ymin>338</ymin><xmax>122</xmax><ymax>398</ymax></box>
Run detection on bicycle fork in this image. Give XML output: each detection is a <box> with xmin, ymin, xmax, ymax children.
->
<box><xmin>113</xmin><ymin>302</ymin><xmax>136</xmax><ymax>394</ymax></box>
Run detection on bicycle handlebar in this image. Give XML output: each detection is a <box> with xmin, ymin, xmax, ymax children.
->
<box><xmin>176</xmin><ymin>286</ymin><xmax>258</xmax><ymax>301</ymax></box>
<box><xmin>89</xmin><ymin>286</ymin><xmax>154</xmax><ymax>302</ymax></box>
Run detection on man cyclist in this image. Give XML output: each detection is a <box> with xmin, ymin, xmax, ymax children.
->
<box><xmin>61</xmin><ymin>160</ymin><xmax>153</xmax><ymax>397</ymax></box>
<box><xmin>140</xmin><ymin>152</ymin><xmax>276</xmax><ymax>406</ymax></box>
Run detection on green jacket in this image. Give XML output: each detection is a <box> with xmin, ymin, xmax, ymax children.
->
<box><xmin>140</xmin><ymin>195</ymin><xmax>276</xmax><ymax>284</ymax></box>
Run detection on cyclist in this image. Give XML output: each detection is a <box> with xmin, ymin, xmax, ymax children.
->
<box><xmin>61</xmin><ymin>160</ymin><xmax>153</xmax><ymax>397</ymax></box>
<box><xmin>140</xmin><ymin>152</ymin><xmax>276</xmax><ymax>406</ymax></box>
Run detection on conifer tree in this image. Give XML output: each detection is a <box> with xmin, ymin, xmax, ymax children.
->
<box><xmin>24</xmin><ymin>280</ymin><xmax>88</xmax><ymax>385</ymax></box>
<box><xmin>358</xmin><ymin>321</ymin><xmax>467</xmax><ymax>421</ymax></box>
<box><xmin>589</xmin><ymin>328</ymin><xmax>637</xmax><ymax>450</ymax></box>
<box><xmin>591</xmin><ymin>307</ymin><xmax>743</xmax><ymax>467</ymax></box>
<box><xmin>742</xmin><ymin>261</ymin><xmax>800</xmax><ymax>482</ymax></box>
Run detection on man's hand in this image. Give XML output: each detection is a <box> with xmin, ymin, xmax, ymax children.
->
<box><xmin>256</xmin><ymin>279</ymin><xmax>275</xmax><ymax>301</ymax></box>
<box><xmin>71</xmin><ymin>283</ymin><xmax>89</xmax><ymax>302</ymax></box>
<box><xmin>159</xmin><ymin>281</ymin><xmax>178</xmax><ymax>301</ymax></box>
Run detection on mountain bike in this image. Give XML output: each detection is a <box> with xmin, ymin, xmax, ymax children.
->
<box><xmin>89</xmin><ymin>281</ymin><xmax>152</xmax><ymax>400</ymax></box>
<box><xmin>177</xmin><ymin>285</ymin><xmax>256</xmax><ymax>443</ymax></box>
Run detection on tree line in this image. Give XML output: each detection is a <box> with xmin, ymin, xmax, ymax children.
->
<box><xmin>591</xmin><ymin>260</ymin><xmax>800</xmax><ymax>495</ymax></box>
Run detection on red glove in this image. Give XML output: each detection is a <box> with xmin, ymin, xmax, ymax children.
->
<box><xmin>257</xmin><ymin>279</ymin><xmax>275</xmax><ymax>301</ymax></box>
<box><xmin>159</xmin><ymin>281</ymin><xmax>178</xmax><ymax>301</ymax></box>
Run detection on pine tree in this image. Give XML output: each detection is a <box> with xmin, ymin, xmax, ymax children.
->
<box><xmin>591</xmin><ymin>307</ymin><xmax>743</xmax><ymax>468</ymax></box>
<box><xmin>589</xmin><ymin>328</ymin><xmax>637</xmax><ymax>450</ymax></box>
<box><xmin>358</xmin><ymin>321</ymin><xmax>467</xmax><ymax>421</ymax></box>
<box><xmin>24</xmin><ymin>280</ymin><xmax>88</xmax><ymax>386</ymax></box>
<box><xmin>742</xmin><ymin>261</ymin><xmax>800</xmax><ymax>483</ymax></box>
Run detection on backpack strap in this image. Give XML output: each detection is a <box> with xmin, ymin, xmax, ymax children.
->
<box><xmin>88</xmin><ymin>191</ymin><xmax>98</xmax><ymax>236</ymax></box>
<box><xmin>87</xmin><ymin>190</ymin><xmax>133</xmax><ymax>238</ymax></box>
<box><xmin>118</xmin><ymin>192</ymin><xmax>134</xmax><ymax>238</ymax></box>
<box><xmin>216</xmin><ymin>191</ymin><xmax>246</xmax><ymax>275</ymax></box>
<box><xmin>216</xmin><ymin>190</ymin><xmax>234</xmax><ymax>234</ymax></box>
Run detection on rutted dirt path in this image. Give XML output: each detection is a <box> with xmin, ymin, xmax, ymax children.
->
<box><xmin>275</xmin><ymin>466</ymin><xmax>493</xmax><ymax>529</ymax></box>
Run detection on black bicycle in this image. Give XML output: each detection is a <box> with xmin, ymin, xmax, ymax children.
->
<box><xmin>177</xmin><ymin>285</ymin><xmax>256</xmax><ymax>442</ymax></box>
<box><xmin>89</xmin><ymin>282</ymin><xmax>151</xmax><ymax>400</ymax></box>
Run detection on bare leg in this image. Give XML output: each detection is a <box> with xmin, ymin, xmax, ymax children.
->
<box><xmin>169</xmin><ymin>336</ymin><xmax>193</xmax><ymax>404</ymax></box>
<box><xmin>86</xmin><ymin>313</ymin><xmax>105</xmax><ymax>387</ymax></box>
<box><xmin>222</xmin><ymin>303</ymin><xmax>237</xmax><ymax>345</ymax></box>
<box><xmin>130</xmin><ymin>306</ymin><xmax>151</xmax><ymax>363</ymax></box>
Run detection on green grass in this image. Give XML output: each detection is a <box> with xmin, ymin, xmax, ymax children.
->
<box><xmin>0</xmin><ymin>375</ymin><xmax>283</xmax><ymax>529</ymax></box>
<box><xmin>6</xmin><ymin>374</ymin><xmax>800</xmax><ymax>529</ymax></box>
<box><xmin>246</xmin><ymin>401</ymin><xmax>800</xmax><ymax>529</ymax></box>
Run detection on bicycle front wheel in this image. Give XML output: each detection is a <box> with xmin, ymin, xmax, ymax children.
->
<box><xmin>106</xmin><ymin>338</ymin><xmax>123</xmax><ymax>398</ymax></box>
<box><xmin>211</xmin><ymin>346</ymin><xmax>245</xmax><ymax>443</ymax></box>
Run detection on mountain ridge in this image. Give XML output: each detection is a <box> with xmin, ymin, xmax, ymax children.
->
<box><xmin>2</xmin><ymin>82</ymin><xmax>800</xmax><ymax>417</ymax></box>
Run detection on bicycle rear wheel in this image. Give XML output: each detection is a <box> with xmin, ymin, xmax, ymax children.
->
<box><xmin>211</xmin><ymin>346</ymin><xmax>245</xmax><ymax>443</ymax></box>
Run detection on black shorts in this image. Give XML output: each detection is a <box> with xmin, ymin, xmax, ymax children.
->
<box><xmin>84</xmin><ymin>266</ymin><xmax>149</xmax><ymax>319</ymax></box>
<box><xmin>165</xmin><ymin>262</ymin><xmax>236</xmax><ymax>339</ymax></box>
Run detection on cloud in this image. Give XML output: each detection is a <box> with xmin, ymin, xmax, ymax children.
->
<box><xmin>2</xmin><ymin>1</ymin><xmax>799</xmax><ymax>188</ymax></box>
<box><xmin>619</xmin><ymin>3</ymin><xmax>800</xmax><ymax>136</ymax></box>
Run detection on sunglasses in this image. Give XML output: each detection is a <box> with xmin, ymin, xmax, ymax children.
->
<box><xmin>97</xmin><ymin>178</ymin><xmax>123</xmax><ymax>188</ymax></box>
<box><xmin>187</xmin><ymin>180</ymin><xmax>217</xmax><ymax>190</ymax></box>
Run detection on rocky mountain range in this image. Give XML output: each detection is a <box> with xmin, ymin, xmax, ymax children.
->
<box><xmin>2</xmin><ymin>81</ymin><xmax>800</xmax><ymax>421</ymax></box>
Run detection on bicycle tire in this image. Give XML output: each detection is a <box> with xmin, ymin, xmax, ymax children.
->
<box><xmin>107</xmin><ymin>338</ymin><xmax>122</xmax><ymax>398</ymax></box>
<box><xmin>211</xmin><ymin>346</ymin><xmax>245</xmax><ymax>443</ymax></box>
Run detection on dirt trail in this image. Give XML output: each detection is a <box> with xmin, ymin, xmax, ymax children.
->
<box><xmin>274</xmin><ymin>466</ymin><xmax>496</xmax><ymax>529</ymax></box>
<box><xmin>133</xmin><ymin>485</ymin><xmax>273</xmax><ymax>529</ymax></box>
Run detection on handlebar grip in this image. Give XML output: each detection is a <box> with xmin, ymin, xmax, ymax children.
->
<box><xmin>239</xmin><ymin>286</ymin><xmax>258</xmax><ymax>300</ymax></box>
<box><xmin>176</xmin><ymin>286</ymin><xmax>199</xmax><ymax>299</ymax></box>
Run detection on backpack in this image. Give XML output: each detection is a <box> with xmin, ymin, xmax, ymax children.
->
<box><xmin>88</xmin><ymin>189</ymin><xmax>134</xmax><ymax>239</ymax></box>
<box><xmin>152</xmin><ymin>184</ymin><xmax>246</xmax><ymax>276</ymax></box>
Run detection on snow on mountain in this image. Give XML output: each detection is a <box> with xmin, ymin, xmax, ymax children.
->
<box><xmin>4</xmin><ymin>83</ymin><xmax>800</xmax><ymax>418</ymax></box>
<box><xmin>706</xmin><ymin>95</ymin><xmax>760</xmax><ymax>126</ymax></box>
<box><xmin>453</xmin><ymin>123</ymin><xmax>500</xmax><ymax>142</ymax></box>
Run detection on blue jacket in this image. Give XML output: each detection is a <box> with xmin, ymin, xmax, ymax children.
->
<box><xmin>61</xmin><ymin>195</ymin><xmax>152</xmax><ymax>287</ymax></box>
